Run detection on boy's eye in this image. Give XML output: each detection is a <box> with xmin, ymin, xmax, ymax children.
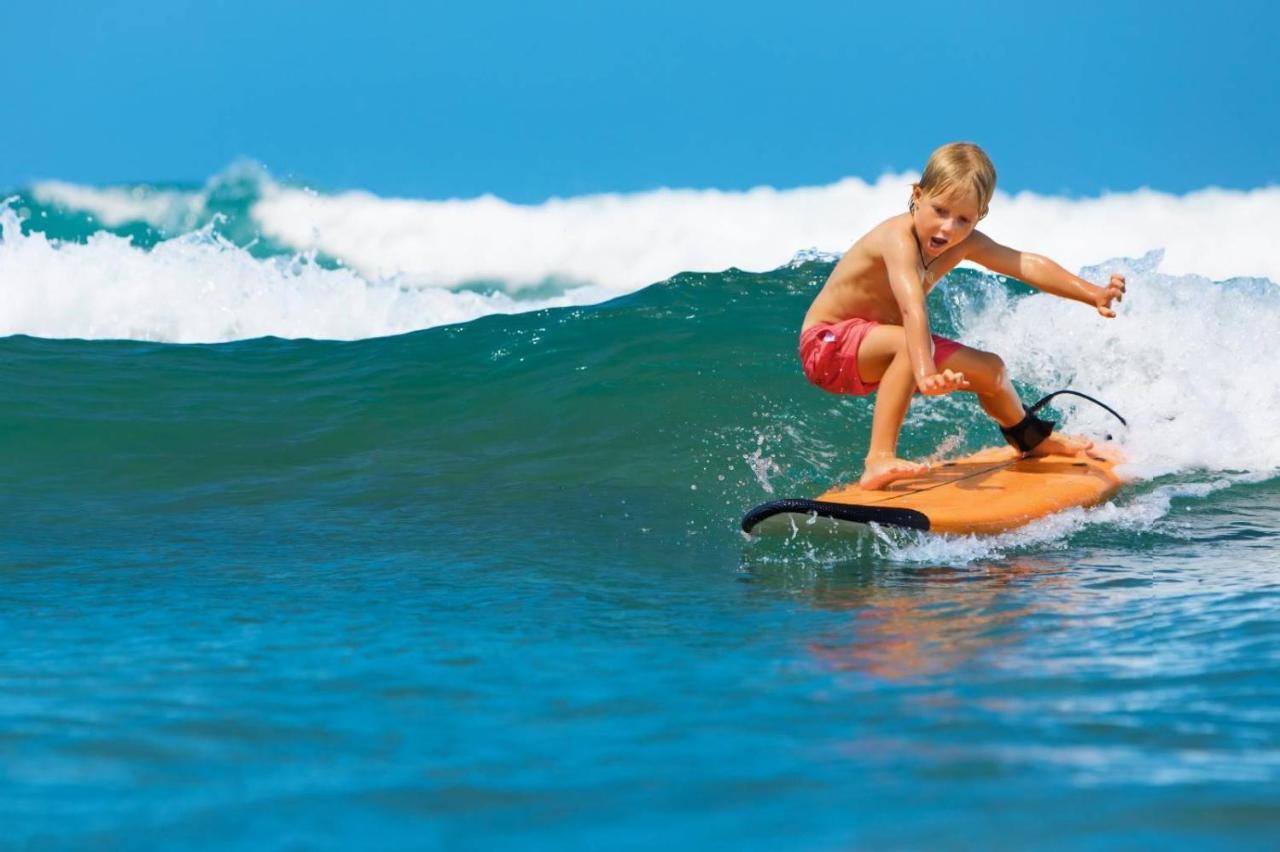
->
<box><xmin>934</xmin><ymin>206</ymin><xmax>946</xmax><ymax>215</ymax></box>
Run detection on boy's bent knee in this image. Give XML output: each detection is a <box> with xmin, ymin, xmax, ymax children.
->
<box><xmin>969</xmin><ymin>350</ymin><xmax>1008</xmax><ymax>391</ymax></box>
<box><xmin>986</xmin><ymin>352</ymin><xmax>1006</xmax><ymax>377</ymax></box>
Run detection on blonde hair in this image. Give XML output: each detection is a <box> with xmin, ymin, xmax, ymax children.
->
<box><xmin>910</xmin><ymin>142</ymin><xmax>997</xmax><ymax>219</ymax></box>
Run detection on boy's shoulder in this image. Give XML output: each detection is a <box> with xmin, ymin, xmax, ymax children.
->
<box><xmin>861</xmin><ymin>212</ymin><xmax>920</xmax><ymax>260</ymax></box>
<box><xmin>854</xmin><ymin>212</ymin><xmax>908</xmax><ymax>248</ymax></box>
<box><xmin>874</xmin><ymin>211</ymin><xmax>911</xmax><ymax>237</ymax></box>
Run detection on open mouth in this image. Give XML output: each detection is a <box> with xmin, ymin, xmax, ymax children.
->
<box><xmin>928</xmin><ymin>236</ymin><xmax>948</xmax><ymax>251</ymax></box>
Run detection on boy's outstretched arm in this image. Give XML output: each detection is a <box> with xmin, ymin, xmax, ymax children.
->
<box><xmin>966</xmin><ymin>232</ymin><xmax>1127</xmax><ymax>317</ymax></box>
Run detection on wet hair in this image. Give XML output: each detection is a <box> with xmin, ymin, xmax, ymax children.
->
<box><xmin>909</xmin><ymin>142</ymin><xmax>997</xmax><ymax>219</ymax></box>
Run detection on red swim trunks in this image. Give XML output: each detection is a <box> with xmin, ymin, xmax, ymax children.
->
<box><xmin>798</xmin><ymin>318</ymin><xmax>964</xmax><ymax>396</ymax></box>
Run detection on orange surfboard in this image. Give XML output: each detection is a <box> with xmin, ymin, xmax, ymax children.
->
<box><xmin>742</xmin><ymin>445</ymin><xmax>1125</xmax><ymax>536</ymax></box>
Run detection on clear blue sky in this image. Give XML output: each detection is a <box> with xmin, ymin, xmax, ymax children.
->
<box><xmin>8</xmin><ymin>0</ymin><xmax>1276</xmax><ymax>201</ymax></box>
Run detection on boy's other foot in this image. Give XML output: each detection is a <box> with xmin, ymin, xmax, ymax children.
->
<box><xmin>860</xmin><ymin>455</ymin><xmax>929</xmax><ymax>490</ymax></box>
<box><xmin>1027</xmin><ymin>432</ymin><xmax>1093</xmax><ymax>457</ymax></box>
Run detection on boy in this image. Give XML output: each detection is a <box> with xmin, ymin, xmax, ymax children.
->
<box><xmin>800</xmin><ymin>142</ymin><xmax>1126</xmax><ymax>490</ymax></box>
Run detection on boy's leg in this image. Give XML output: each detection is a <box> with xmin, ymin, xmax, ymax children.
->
<box><xmin>937</xmin><ymin>345</ymin><xmax>1091</xmax><ymax>455</ymax></box>
<box><xmin>855</xmin><ymin>325</ymin><xmax>928</xmax><ymax>489</ymax></box>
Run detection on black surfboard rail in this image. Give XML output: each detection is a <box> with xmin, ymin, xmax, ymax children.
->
<box><xmin>741</xmin><ymin>499</ymin><xmax>931</xmax><ymax>535</ymax></box>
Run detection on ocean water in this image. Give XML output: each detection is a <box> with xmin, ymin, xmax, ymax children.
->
<box><xmin>2</xmin><ymin>168</ymin><xmax>1278</xmax><ymax>849</ymax></box>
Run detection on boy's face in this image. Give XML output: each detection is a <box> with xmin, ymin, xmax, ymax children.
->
<box><xmin>911</xmin><ymin>185</ymin><xmax>982</xmax><ymax>258</ymax></box>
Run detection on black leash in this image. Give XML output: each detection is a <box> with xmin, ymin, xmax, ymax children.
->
<box><xmin>1028</xmin><ymin>389</ymin><xmax>1128</xmax><ymax>429</ymax></box>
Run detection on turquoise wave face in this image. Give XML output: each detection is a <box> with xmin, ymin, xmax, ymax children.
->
<box><xmin>0</xmin><ymin>264</ymin><xmax>1016</xmax><ymax>545</ymax></box>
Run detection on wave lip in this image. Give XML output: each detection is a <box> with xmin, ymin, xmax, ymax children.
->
<box><xmin>26</xmin><ymin>164</ymin><xmax>1280</xmax><ymax>297</ymax></box>
<box><xmin>28</xmin><ymin>160</ymin><xmax>274</xmax><ymax>234</ymax></box>
<box><xmin>248</xmin><ymin>177</ymin><xmax>901</xmax><ymax>295</ymax></box>
<box><xmin>248</xmin><ymin>174</ymin><xmax>1280</xmax><ymax>296</ymax></box>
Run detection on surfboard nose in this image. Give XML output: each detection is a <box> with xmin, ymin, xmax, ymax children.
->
<box><xmin>741</xmin><ymin>499</ymin><xmax>930</xmax><ymax>536</ymax></box>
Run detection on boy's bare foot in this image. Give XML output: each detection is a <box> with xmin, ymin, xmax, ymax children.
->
<box><xmin>1027</xmin><ymin>432</ymin><xmax>1093</xmax><ymax>457</ymax></box>
<box><xmin>860</xmin><ymin>455</ymin><xmax>929</xmax><ymax>490</ymax></box>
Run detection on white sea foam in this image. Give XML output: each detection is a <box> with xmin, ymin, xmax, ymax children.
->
<box><xmin>30</xmin><ymin>166</ymin><xmax>1280</xmax><ymax>294</ymax></box>
<box><xmin>246</xmin><ymin>174</ymin><xmax>1280</xmax><ymax>294</ymax></box>
<box><xmin>30</xmin><ymin>181</ymin><xmax>207</xmax><ymax>232</ymax></box>
<box><xmin>0</xmin><ymin>203</ymin><xmax>607</xmax><ymax>343</ymax></box>
<box><xmin>956</xmin><ymin>251</ymin><xmax>1280</xmax><ymax>476</ymax></box>
<box><xmin>249</xmin><ymin>180</ymin><xmax>875</xmax><ymax>293</ymax></box>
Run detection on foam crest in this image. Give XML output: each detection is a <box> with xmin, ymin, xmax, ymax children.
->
<box><xmin>28</xmin><ymin>161</ymin><xmax>274</xmax><ymax>233</ymax></box>
<box><xmin>956</xmin><ymin>254</ymin><xmax>1280</xmax><ymax>476</ymax></box>
<box><xmin>250</xmin><ymin>178</ymin><xmax>892</xmax><ymax>294</ymax></box>
<box><xmin>982</xmin><ymin>186</ymin><xmax>1280</xmax><ymax>284</ymax></box>
<box><xmin>249</xmin><ymin>175</ymin><xmax>1280</xmax><ymax>295</ymax></box>
<box><xmin>31</xmin><ymin>181</ymin><xmax>206</xmax><ymax>231</ymax></box>
<box><xmin>0</xmin><ymin>203</ymin><xmax>602</xmax><ymax>343</ymax></box>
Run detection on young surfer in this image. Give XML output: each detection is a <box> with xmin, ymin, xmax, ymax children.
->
<box><xmin>800</xmin><ymin>142</ymin><xmax>1127</xmax><ymax>490</ymax></box>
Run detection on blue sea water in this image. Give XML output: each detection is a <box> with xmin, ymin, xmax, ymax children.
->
<box><xmin>1</xmin><ymin>173</ymin><xmax>1278</xmax><ymax>849</ymax></box>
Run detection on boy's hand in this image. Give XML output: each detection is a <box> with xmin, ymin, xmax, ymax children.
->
<box><xmin>917</xmin><ymin>369</ymin><xmax>970</xmax><ymax>396</ymax></box>
<box><xmin>1094</xmin><ymin>273</ymin><xmax>1126</xmax><ymax>318</ymax></box>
